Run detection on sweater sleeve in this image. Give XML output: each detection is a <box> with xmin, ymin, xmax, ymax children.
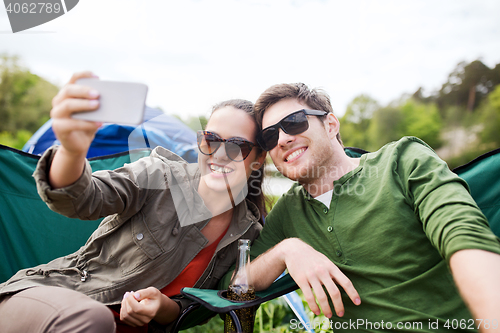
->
<box><xmin>249</xmin><ymin>195</ymin><xmax>288</xmax><ymax>260</ymax></box>
<box><xmin>397</xmin><ymin>137</ymin><xmax>500</xmax><ymax>262</ymax></box>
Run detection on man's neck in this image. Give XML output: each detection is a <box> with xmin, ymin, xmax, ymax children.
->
<box><xmin>303</xmin><ymin>151</ymin><xmax>361</xmax><ymax>198</ymax></box>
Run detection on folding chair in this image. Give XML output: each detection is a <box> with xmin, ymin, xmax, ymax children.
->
<box><xmin>0</xmin><ymin>144</ymin><xmax>151</xmax><ymax>282</ymax></box>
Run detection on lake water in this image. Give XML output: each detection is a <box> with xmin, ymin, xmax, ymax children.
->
<box><xmin>263</xmin><ymin>176</ymin><xmax>295</xmax><ymax>197</ymax></box>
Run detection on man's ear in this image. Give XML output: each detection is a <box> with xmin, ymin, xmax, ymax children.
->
<box><xmin>324</xmin><ymin>113</ymin><xmax>340</xmax><ymax>140</ymax></box>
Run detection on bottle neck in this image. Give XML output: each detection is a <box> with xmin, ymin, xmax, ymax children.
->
<box><xmin>230</xmin><ymin>241</ymin><xmax>252</xmax><ymax>289</ymax></box>
<box><xmin>237</xmin><ymin>245</ymin><xmax>250</xmax><ymax>270</ymax></box>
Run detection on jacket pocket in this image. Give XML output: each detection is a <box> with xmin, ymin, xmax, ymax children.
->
<box><xmin>131</xmin><ymin>211</ymin><xmax>165</xmax><ymax>260</ymax></box>
<box><xmin>101</xmin><ymin>211</ymin><xmax>166</xmax><ymax>276</ymax></box>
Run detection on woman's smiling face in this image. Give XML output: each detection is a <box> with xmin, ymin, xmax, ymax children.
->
<box><xmin>198</xmin><ymin>106</ymin><xmax>262</xmax><ymax>195</ymax></box>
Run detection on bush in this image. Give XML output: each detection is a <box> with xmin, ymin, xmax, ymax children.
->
<box><xmin>0</xmin><ymin>130</ymin><xmax>32</xmax><ymax>150</ymax></box>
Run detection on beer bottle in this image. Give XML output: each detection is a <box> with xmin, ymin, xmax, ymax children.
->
<box><xmin>224</xmin><ymin>239</ymin><xmax>256</xmax><ymax>333</ymax></box>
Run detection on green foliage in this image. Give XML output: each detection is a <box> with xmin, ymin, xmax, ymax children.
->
<box><xmin>0</xmin><ymin>54</ymin><xmax>59</xmax><ymax>148</ymax></box>
<box><xmin>365</xmin><ymin>106</ymin><xmax>404</xmax><ymax>151</ymax></box>
<box><xmin>400</xmin><ymin>99</ymin><xmax>443</xmax><ymax>148</ymax></box>
<box><xmin>0</xmin><ymin>130</ymin><xmax>33</xmax><ymax>150</ymax></box>
<box><xmin>171</xmin><ymin>114</ymin><xmax>208</xmax><ymax>132</ymax></box>
<box><xmin>341</xmin><ymin>94</ymin><xmax>440</xmax><ymax>151</ymax></box>
<box><xmin>340</xmin><ymin>121</ymin><xmax>371</xmax><ymax>149</ymax></box>
<box><xmin>342</xmin><ymin>96</ymin><xmax>443</xmax><ymax>152</ymax></box>
<box><xmin>478</xmin><ymin>85</ymin><xmax>500</xmax><ymax>147</ymax></box>
<box><xmin>343</xmin><ymin>94</ymin><xmax>379</xmax><ymax>128</ymax></box>
<box><xmin>441</xmin><ymin>105</ymin><xmax>469</xmax><ymax>127</ymax></box>
<box><xmin>182</xmin><ymin>315</ymin><xmax>224</xmax><ymax>333</ymax></box>
<box><xmin>445</xmin><ymin>147</ymin><xmax>494</xmax><ymax>170</ymax></box>
<box><xmin>340</xmin><ymin>94</ymin><xmax>379</xmax><ymax>149</ymax></box>
<box><xmin>255</xmin><ymin>297</ymin><xmax>295</xmax><ymax>332</ymax></box>
<box><xmin>437</xmin><ymin>60</ymin><xmax>500</xmax><ymax>112</ymax></box>
<box><xmin>183</xmin><ymin>115</ymin><xmax>208</xmax><ymax>131</ymax></box>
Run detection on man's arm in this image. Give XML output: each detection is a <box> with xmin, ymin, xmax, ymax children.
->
<box><xmin>250</xmin><ymin>238</ymin><xmax>361</xmax><ymax>319</ymax></box>
<box><xmin>398</xmin><ymin>141</ymin><xmax>500</xmax><ymax>326</ymax></box>
<box><xmin>449</xmin><ymin>249</ymin><xmax>500</xmax><ymax>331</ymax></box>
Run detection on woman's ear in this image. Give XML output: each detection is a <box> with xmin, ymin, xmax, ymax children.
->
<box><xmin>251</xmin><ymin>151</ymin><xmax>267</xmax><ymax>170</ymax></box>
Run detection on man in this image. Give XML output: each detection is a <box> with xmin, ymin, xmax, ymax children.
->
<box><xmin>223</xmin><ymin>83</ymin><xmax>500</xmax><ymax>332</ymax></box>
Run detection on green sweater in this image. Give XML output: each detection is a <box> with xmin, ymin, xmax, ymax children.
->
<box><xmin>251</xmin><ymin>137</ymin><xmax>500</xmax><ymax>332</ymax></box>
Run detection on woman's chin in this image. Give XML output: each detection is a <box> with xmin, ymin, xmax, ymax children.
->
<box><xmin>202</xmin><ymin>172</ymin><xmax>245</xmax><ymax>194</ymax></box>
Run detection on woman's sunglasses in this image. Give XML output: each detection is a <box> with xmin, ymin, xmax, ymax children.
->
<box><xmin>257</xmin><ymin>109</ymin><xmax>328</xmax><ymax>151</ymax></box>
<box><xmin>197</xmin><ymin>131</ymin><xmax>256</xmax><ymax>162</ymax></box>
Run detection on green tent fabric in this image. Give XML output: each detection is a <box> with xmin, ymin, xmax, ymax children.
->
<box><xmin>0</xmin><ymin>144</ymin><xmax>151</xmax><ymax>283</ymax></box>
<box><xmin>453</xmin><ymin>148</ymin><xmax>500</xmax><ymax>237</ymax></box>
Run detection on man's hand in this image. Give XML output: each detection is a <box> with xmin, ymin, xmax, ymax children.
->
<box><xmin>120</xmin><ymin>287</ymin><xmax>180</xmax><ymax>327</ymax></box>
<box><xmin>284</xmin><ymin>239</ymin><xmax>361</xmax><ymax>318</ymax></box>
<box><xmin>251</xmin><ymin>238</ymin><xmax>361</xmax><ymax>318</ymax></box>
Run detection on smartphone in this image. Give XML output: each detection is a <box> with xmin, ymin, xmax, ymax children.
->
<box><xmin>72</xmin><ymin>78</ymin><xmax>148</xmax><ymax>125</ymax></box>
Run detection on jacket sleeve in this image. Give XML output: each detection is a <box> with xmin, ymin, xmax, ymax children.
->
<box><xmin>33</xmin><ymin>145</ymin><xmax>167</xmax><ymax>221</ymax></box>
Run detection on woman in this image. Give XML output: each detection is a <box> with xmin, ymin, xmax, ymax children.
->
<box><xmin>0</xmin><ymin>72</ymin><xmax>268</xmax><ymax>333</ymax></box>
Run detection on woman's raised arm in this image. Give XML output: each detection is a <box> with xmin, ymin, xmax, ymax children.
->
<box><xmin>49</xmin><ymin>71</ymin><xmax>101</xmax><ymax>188</ymax></box>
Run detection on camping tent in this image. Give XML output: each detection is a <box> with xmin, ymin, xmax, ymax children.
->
<box><xmin>22</xmin><ymin>106</ymin><xmax>199</xmax><ymax>162</ymax></box>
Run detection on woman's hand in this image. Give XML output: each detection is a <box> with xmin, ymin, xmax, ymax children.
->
<box><xmin>48</xmin><ymin>71</ymin><xmax>101</xmax><ymax>188</ymax></box>
<box><xmin>120</xmin><ymin>287</ymin><xmax>181</xmax><ymax>327</ymax></box>
<box><xmin>50</xmin><ymin>71</ymin><xmax>101</xmax><ymax>156</ymax></box>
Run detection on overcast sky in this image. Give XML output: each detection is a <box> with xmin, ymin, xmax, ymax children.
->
<box><xmin>1</xmin><ymin>0</ymin><xmax>499</xmax><ymax>120</ymax></box>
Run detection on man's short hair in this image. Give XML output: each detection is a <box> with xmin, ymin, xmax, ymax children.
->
<box><xmin>254</xmin><ymin>82</ymin><xmax>343</xmax><ymax>145</ymax></box>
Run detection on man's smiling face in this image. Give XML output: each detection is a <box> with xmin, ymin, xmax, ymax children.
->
<box><xmin>262</xmin><ymin>98</ymin><xmax>335</xmax><ymax>184</ymax></box>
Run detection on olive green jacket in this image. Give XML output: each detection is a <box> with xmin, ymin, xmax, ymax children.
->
<box><xmin>0</xmin><ymin>146</ymin><xmax>262</xmax><ymax>328</ymax></box>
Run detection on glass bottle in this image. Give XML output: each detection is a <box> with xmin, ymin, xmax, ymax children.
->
<box><xmin>224</xmin><ymin>239</ymin><xmax>256</xmax><ymax>333</ymax></box>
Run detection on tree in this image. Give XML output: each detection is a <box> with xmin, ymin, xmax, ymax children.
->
<box><xmin>363</xmin><ymin>98</ymin><xmax>442</xmax><ymax>151</ymax></box>
<box><xmin>340</xmin><ymin>94</ymin><xmax>379</xmax><ymax>149</ymax></box>
<box><xmin>400</xmin><ymin>99</ymin><xmax>442</xmax><ymax>148</ymax></box>
<box><xmin>343</xmin><ymin>94</ymin><xmax>379</xmax><ymax>127</ymax></box>
<box><xmin>0</xmin><ymin>54</ymin><xmax>59</xmax><ymax>135</ymax></box>
<box><xmin>437</xmin><ymin>60</ymin><xmax>499</xmax><ymax>112</ymax></box>
<box><xmin>366</xmin><ymin>106</ymin><xmax>404</xmax><ymax>151</ymax></box>
<box><xmin>478</xmin><ymin>85</ymin><xmax>500</xmax><ymax>148</ymax></box>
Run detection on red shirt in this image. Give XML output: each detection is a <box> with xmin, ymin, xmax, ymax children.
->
<box><xmin>112</xmin><ymin>227</ymin><xmax>228</xmax><ymax>333</ymax></box>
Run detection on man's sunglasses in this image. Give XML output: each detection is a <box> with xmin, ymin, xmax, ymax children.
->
<box><xmin>197</xmin><ymin>130</ymin><xmax>256</xmax><ymax>162</ymax></box>
<box><xmin>257</xmin><ymin>109</ymin><xmax>328</xmax><ymax>151</ymax></box>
